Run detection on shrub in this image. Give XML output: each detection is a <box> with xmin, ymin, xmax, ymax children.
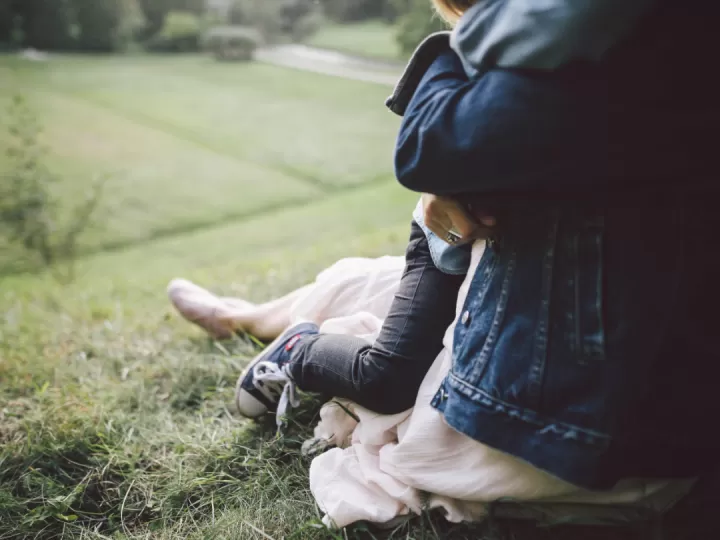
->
<box><xmin>393</xmin><ymin>0</ymin><xmax>447</xmax><ymax>55</ymax></box>
<box><xmin>71</xmin><ymin>0</ymin><xmax>123</xmax><ymax>52</ymax></box>
<box><xmin>148</xmin><ymin>10</ymin><xmax>202</xmax><ymax>52</ymax></box>
<box><xmin>0</xmin><ymin>95</ymin><xmax>105</xmax><ymax>279</ymax></box>
<box><xmin>0</xmin><ymin>1</ymin><xmax>15</xmax><ymax>47</ymax></box>
<box><xmin>16</xmin><ymin>0</ymin><xmax>75</xmax><ymax>51</ymax></box>
<box><xmin>320</xmin><ymin>0</ymin><xmax>391</xmax><ymax>22</ymax></box>
<box><xmin>138</xmin><ymin>0</ymin><xmax>205</xmax><ymax>39</ymax></box>
<box><xmin>228</xmin><ymin>0</ymin><xmax>321</xmax><ymax>43</ymax></box>
<box><xmin>116</xmin><ymin>0</ymin><xmax>147</xmax><ymax>49</ymax></box>
<box><xmin>228</xmin><ymin>0</ymin><xmax>282</xmax><ymax>42</ymax></box>
<box><xmin>289</xmin><ymin>10</ymin><xmax>325</xmax><ymax>43</ymax></box>
<box><xmin>204</xmin><ymin>25</ymin><xmax>261</xmax><ymax>62</ymax></box>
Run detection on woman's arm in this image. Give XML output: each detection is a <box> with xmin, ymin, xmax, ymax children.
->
<box><xmin>394</xmin><ymin>50</ymin><xmax>608</xmax><ymax>196</ymax></box>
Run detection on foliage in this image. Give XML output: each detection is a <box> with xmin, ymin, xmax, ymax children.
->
<box><xmin>320</xmin><ymin>0</ymin><xmax>397</xmax><ymax>23</ymax></box>
<box><xmin>228</xmin><ymin>0</ymin><xmax>282</xmax><ymax>41</ymax></box>
<box><xmin>204</xmin><ymin>26</ymin><xmax>261</xmax><ymax>62</ymax></box>
<box><xmin>0</xmin><ymin>1</ymin><xmax>11</xmax><ymax>44</ymax></box>
<box><xmin>0</xmin><ymin>0</ymin><xmax>446</xmax><ymax>54</ymax></box>
<box><xmin>0</xmin><ymin>95</ymin><xmax>105</xmax><ymax>279</ymax></box>
<box><xmin>393</xmin><ymin>0</ymin><xmax>447</xmax><ymax>55</ymax></box>
<box><xmin>1</xmin><ymin>0</ymin><xmax>144</xmax><ymax>52</ymax></box>
<box><xmin>289</xmin><ymin>9</ymin><xmax>325</xmax><ymax>43</ymax></box>
<box><xmin>228</xmin><ymin>0</ymin><xmax>322</xmax><ymax>43</ymax></box>
<box><xmin>71</xmin><ymin>0</ymin><xmax>122</xmax><ymax>52</ymax></box>
<box><xmin>148</xmin><ymin>10</ymin><xmax>203</xmax><ymax>52</ymax></box>
<box><xmin>14</xmin><ymin>0</ymin><xmax>75</xmax><ymax>51</ymax></box>
<box><xmin>137</xmin><ymin>0</ymin><xmax>205</xmax><ymax>39</ymax></box>
<box><xmin>117</xmin><ymin>0</ymin><xmax>147</xmax><ymax>48</ymax></box>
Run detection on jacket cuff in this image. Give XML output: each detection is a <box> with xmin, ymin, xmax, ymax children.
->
<box><xmin>385</xmin><ymin>31</ymin><xmax>452</xmax><ymax>117</ymax></box>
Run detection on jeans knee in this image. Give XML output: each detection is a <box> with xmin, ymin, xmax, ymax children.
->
<box><xmin>354</xmin><ymin>374</ymin><xmax>419</xmax><ymax>415</ymax></box>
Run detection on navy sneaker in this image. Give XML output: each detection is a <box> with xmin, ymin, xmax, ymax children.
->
<box><xmin>235</xmin><ymin>322</ymin><xmax>318</xmax><ymax>423</ymax></box>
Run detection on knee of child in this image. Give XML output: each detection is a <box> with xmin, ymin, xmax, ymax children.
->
<box><xmin>354</xmin><ymin>375</ymin><xmax>417</xmax><ymax>416</ymax></box>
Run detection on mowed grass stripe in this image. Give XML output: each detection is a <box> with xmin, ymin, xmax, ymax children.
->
<box><xmin>47</xmin><ymin>86</ymin><xmax>332</xmax><ymax>192</ymax></box>
<box><xmin>0</xmin><ymin>86</ymin><xmax>322</xmax><ymax>254</ymax></box>
<box><xmin>0</xmin><ymin>56</ymin><xmax>400</xmax><ymax>258</ymax></box>
<box><xmin>2</xmin><ymin>56</ymin><xmax>399</xmax><ymax>189</ymax></box>
<box><xmin>1</xmin><ymin>82</ymin><xmax>396</xmax><ymax>260</ymax></box>
<box><xmin>1</xmin><ymin>180</ymin><xmax>417</xmax><ymax>301</ymax></box>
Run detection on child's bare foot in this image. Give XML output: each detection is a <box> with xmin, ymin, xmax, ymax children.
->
<box><xmin>167</xmin><ymin>279</ymin><xmax>254</xmax><ymax>339</ymax></box>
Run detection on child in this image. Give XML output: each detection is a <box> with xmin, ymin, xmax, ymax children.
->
<box><xmin>234</xmin><ymin>116</ymin><xmax>482</xmax><ymax>421</ymax></box>
<box><xmin>234</xmin><ymin>211</ymin><xmax>477</xmax><ymax>421</ymax></box>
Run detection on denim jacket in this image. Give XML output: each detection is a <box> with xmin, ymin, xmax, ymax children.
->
<box><xmin>388</xmin><ymin>1</ymin><xmax>720</xmax><ymax>489</ymax></box>
<box><xmin>394</xmin><ymin>0</ymin><xmax>654</xmax><ymax>275</ymax></box>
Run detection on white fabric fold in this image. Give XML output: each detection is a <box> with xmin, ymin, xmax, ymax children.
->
<box><xmin>283</xmin><ymin>245</ymin><xmax>693</xmax><ymax>529</ymax></box>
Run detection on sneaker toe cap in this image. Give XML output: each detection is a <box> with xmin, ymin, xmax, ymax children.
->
<box><xmin>235</xmin><ymin>388</ymin><xmax>268</xmax><ymax>418</ymax></box>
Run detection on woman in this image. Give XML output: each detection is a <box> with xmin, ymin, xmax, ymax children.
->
<box><xmin>170</xmin><ymin>0</ymin><xmax>718</xmax><ymax>528</ymax></box>
<box><xmin>389</xmin><ymin>0</ymin><xmax>719</xmax><ymax>492</ymax></box>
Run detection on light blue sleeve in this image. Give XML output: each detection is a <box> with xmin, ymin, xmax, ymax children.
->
<box><xmin>451</xmin><ymin>0</ymin><xmax>655</xmax><ymax>78</ymax></box>
<box><xmin>412</xmin><ymin>198</ymin><xmax>471</xmax><ymax>276</ymax></box>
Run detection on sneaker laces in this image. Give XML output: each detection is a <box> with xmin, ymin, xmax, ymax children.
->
<box><xmin>252</xmin><ymin>360</ymin><xmax>299</xmax><ymax>428</ymax></box>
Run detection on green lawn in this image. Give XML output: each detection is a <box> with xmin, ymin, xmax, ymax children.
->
<box><xmin>0</xmin><ymin>54</ymin><xmax>711</xmax><ymax>539</ymax></box>
<box><xmin>0</xmin><ymin>54</ymin><xmax>398</xmax><ymax>253</ymax></box>
<box><xmin>308</xmin><ymin>20</ymin><xmax>404</xmax><ymax>62</ymax></box>
<box><xmin>0</xmin><ymin>53</ymin><xmax>423</xmax><ymax>540</ymax></box>
<box><xmin>0</xmin><ymin>182</ymin><xmax>420</xmax><ymax>540</ymax></box>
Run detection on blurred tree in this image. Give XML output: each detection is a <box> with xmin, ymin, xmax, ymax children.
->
<box><xmin>228</xmin><ymin>0</ymin><xmax>321</xmax><ymax>43</ymax></box>
<box><xmin>321</xmin><ymin>0</ymin><xmax>395</xmax><ymax>22</ymax></box>
<box><xmin>0</xmin><ymin>1</ymin><xmax>13</xmax><ymax>46</ymax></box>
<box><xmin>204</xmin><ymin>25</ymin><xmax>260</xmax><ymax>61</ymax></box>
<box><xmin>138</xmin><ymin>0</ymin><xmax>205</xmax><ymax>39</ymax></box>
<box><xmin>0</xmin><ymin>95</ymin><xmax>105</xmax><ymax>279</ymax></box>
<box><xmin>15</xmin><ymin>0</ymin><xmax>75</xmax><ymax>50</ymax></box>
<box><xmin>229</xmin><ymin>1</ymin><xmax>282</xmax><ymax>41</ymax></box>
<box><xmin>148</xmin><ymin>11</ymin><xmax>202</xmax><ymax>52</ymax></box>
<box><xmin>392</xmin><ymin>0</ymin><xmax>447</xmax><ymax>54</ymax></box>
<box><xmin>117</xmin><ymin>0</ymin><xmax>147</xmax><ymax>48</ymax></box>
<box><xmin>67</xmin><ymin>0</ymin><xmax>143</xmax><ymax>52</ymax></box>
<box><xmin>72</xmin><ymin>0</ymin><xmax>123</xmax><ymax>51</ymax></box>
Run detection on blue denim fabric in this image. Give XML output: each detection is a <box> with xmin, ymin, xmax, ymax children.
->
<box><xmin>432</xmin><ymin>206</ymin><xmax>615</xmax><ymax>488</ymax></box>
<box><xmin>390</xmin><ymin>1</ymin><xmax>720</xmax><ymax>489</ymax></box>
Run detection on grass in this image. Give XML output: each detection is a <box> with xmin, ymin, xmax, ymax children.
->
<box><xmin>0</xmin><ymin>54</ymin><xmax>398</xmax><ymax>253</ymax></box>
<box><xmin>307</xmin><ymin>20</ymin><xmax>404</xmax><ymax>62</ymax></box>
<box><xmin>0</xmin><ymin>53</ymin><xmax>716</xmax><ymax>539</ymax></box>
<box><xmin>0</xmin><ymin>181</ymin><xmax>421</xmax><ymax>540</ymax></box>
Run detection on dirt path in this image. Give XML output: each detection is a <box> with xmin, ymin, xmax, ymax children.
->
<box><xmin>255</xmin><ymin>44</ymin><xmax>403</xmax><ymax>87</ymax></box>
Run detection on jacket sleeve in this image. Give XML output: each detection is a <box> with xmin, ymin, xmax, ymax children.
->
<box><xmin>394</xmin><ymin>50</ymin><xmax>608</xmax><ymax>196</ymax></box>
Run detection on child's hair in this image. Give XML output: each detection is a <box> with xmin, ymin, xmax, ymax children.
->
<box><xmin>431</xmin><ymin>0</ymin><xmax>477</xmax><ymax>25</ymax></box>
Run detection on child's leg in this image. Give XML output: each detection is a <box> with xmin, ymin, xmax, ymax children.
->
<box><xmin>221</xmin><ymin>286</ymin><xmax>314</xmax><ymax>341</ymax></box>
<box><xmin>287</xmin><ymin>222</ymin><xmax>464</xmax><ymax>415</ymax></box>
<box><xmin>168</xmin><ymin>278</ymin><xmax>314</xmax><ymax>341</ymax></box>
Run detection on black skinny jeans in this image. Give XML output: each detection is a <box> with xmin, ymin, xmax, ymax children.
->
<box><xmin>287</xmin><ymin>222</ymin><xmax>464</xmax><ymax>415</ymax></box>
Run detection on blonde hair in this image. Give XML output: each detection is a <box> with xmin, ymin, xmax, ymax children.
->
<box><xmin>431</xmin><ymin>0</ymin><xmax>476</xmax><ymax>25</ymax></box>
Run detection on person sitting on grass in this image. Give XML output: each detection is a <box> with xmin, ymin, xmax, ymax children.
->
<box><xmin>169</xmin><ymin>0</ymin><xmax>718</xmax><ymax>529</ymax></box>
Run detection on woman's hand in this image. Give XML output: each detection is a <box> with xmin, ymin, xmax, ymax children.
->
<box><xmin>421</xmin><ymin>193</ymin><xmax>496</xmax><ymax>245</ymax></box>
